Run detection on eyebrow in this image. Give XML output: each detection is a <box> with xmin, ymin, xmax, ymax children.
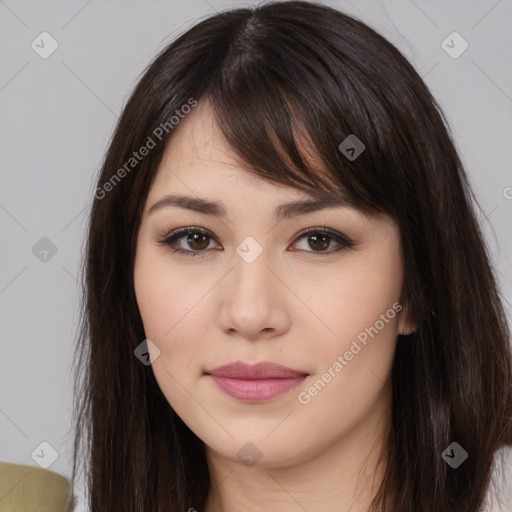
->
<box><xmin>147</xmin><ymin>194</ymin><xmax>353</xmax><ymax>221</ymax></box>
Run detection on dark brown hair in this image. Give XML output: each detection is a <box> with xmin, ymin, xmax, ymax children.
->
<box><xmin>71</xmin><ymin>1</ymin><xmax>512</xmax><ymax>510</ymax></box>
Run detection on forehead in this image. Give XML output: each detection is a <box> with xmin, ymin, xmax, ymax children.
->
<box><xmin>149</xmin><ymin>99</ymin><xmax>340</xmax><ymax>202</ymax></box>
<box><xmin>167</xmin><ymin>100</ymin><xmax>239</xmax><ymax>166</ymax></box>
<box><xmin>141</xmin><ymin>100</ymin><xmax>396</xmax><ymax>238</ymax></box>
<box><xmin>142</xmin><ymin>103</ymin><xmax>392</xmax><ymax>238</ymax></box>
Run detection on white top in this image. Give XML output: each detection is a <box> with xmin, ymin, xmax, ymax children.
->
<box><xmin>482</xmin><ymin>445</ymin><xmax>512</xmax><ymax>511</ymax></box>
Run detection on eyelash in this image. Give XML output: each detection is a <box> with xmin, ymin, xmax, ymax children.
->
<box><xmin>157</xmin><ymin>226</ymin><xmax>354</xmax><ymax>259</ymax></box>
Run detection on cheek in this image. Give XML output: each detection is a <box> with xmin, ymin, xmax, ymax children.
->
<box><xmin>134</xmin><ymin>268</ymin><xmax>173</xmax><ymax>340</ymax></box>
<box><xmin>133</xmin><ymin>245</ymin><xmax>212</xmax><ymax>387</ymax></box>
<box><xmin>292</xmin><ymin>254</ymin><xmax>402</xmax><ymax>347</ymax></box>
<box><xmin>294</xmin><ymin>273</ymin><xmax>399</xmax><ymax>444</ymax></box>
<box><xmin>292</xmin><ymin>252</ymin><xmax>401</xmax><ymax>408</ymax></box>
<box><xmin>134</xmin><ymin>242</ymin><xmax>198</xmax><ymax>339</ymax></box>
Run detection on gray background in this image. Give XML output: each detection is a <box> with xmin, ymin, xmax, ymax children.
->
<box><xmin>1</xmin><ymin>0</ymin><xmax>511</xmax><ymax>508</ymax></box>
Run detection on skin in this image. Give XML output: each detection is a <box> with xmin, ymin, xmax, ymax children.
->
<box><xmin>133</xmin><ymin>101</ymin><xmax>415</xmax><ymax>512</ymax></box>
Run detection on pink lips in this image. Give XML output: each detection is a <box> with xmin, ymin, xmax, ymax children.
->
<box><xmin>206</xmin><ymin>361</ymin><xmax>308</xmax><ymax>402</ymax></box>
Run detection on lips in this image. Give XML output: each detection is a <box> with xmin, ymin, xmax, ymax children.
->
<box><xmin>205</xmin><ymin>361</ymin><xmax>309</xmax><ymax>402</ymax></box>
<box><xmin>206</xmin><ymin>361</ymin><xmax>308</xmax><ymax>379</ymax></box>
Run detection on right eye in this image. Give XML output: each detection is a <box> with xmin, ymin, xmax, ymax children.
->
<box><xmin>158</xmin><ymin>227</ymin><xmax>221</xmax><ymax>257</ymax></box>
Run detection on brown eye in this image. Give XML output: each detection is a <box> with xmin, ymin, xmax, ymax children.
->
<box><xmin>307</xmin><ymin>233</ymin><xmax>330</xmax><ymax>251</ymax></box>
<box><xmin>186</xmin><ymin>232</ymin><xmax>210</xmax><ymax>251</ymax></box>
<box><xmin>158</xmin><ymin>227</ymin><xmax>218</xmax><ymax>257</ymax></box>
<box><xmin>159</xmin><ymin>226</ymin><xmax>353</xmax><ymax>258</ymax></box>
<box><xmin>291</xmin><ymin>228</ymin><xmax>353</xmax><ymax>254</ymax></box>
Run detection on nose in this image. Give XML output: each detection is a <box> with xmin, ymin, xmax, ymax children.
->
<box><xmin>217</xmin><ymin>250</ymin><xmax>291</xmax><ymax>341</ymax></box>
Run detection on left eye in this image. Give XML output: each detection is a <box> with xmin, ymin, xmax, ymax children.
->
<box><xmin>158</xmin><ymin>227</ymin><xmax>353</xmax><ymax>257</ymax></box>
<box><xmin>291</xmin><ymin>229</ymin><xmax>353</xmax><ymax>253</ymax></box>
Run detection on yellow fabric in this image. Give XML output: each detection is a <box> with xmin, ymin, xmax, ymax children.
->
<box><xmin>0</xmin><ymin>461</ymin><xmax>74</xmax><ymax>512</ymax></box>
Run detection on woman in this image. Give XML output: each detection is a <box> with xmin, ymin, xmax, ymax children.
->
<box><xmin>71</xmin><ymin>1</ymin><xmax>512</xmax><ymax>510</ymax></box>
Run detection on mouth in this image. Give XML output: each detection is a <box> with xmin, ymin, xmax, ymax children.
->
<box><xmin>205</xmin><ymin>361</ymin><xmax>309</xmax><ymax>402</ymax></box>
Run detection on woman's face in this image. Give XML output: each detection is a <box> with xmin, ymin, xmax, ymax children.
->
<box><xmin>134</xmin><ymin>101</ymin><xmax>410</xmax><ymax>468</ymax></box>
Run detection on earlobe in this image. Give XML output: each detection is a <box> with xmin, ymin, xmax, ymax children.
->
<box><xmin>398</xmin><ymin>302</ymin><xmax>417</xmax><ymax>336</ymax></box>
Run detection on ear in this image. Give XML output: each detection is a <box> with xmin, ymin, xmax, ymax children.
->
<box><xmin>398</xmin><ymin>301</ymin><xmax>417</xmax><ymax>335</ymax></box>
